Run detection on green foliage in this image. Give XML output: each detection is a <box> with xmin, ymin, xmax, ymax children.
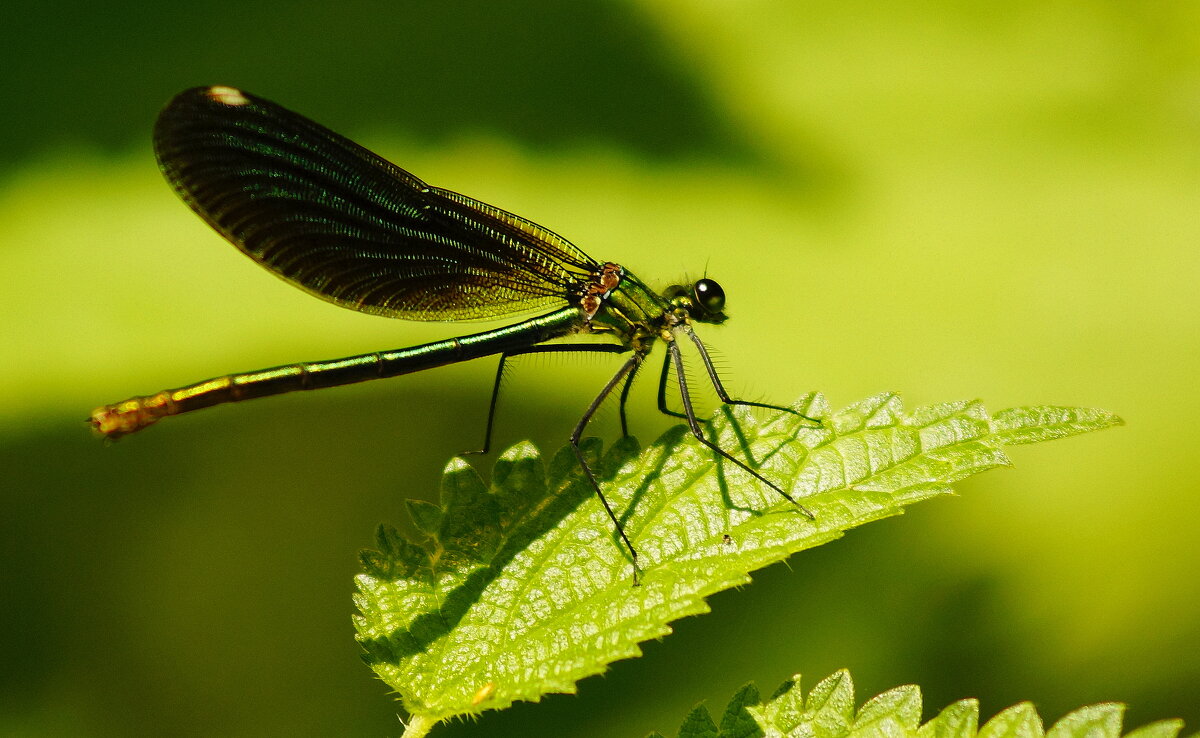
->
<box><xmin>352</xmin><ymin>393</ymin><xmax>1121</xmax><ymax>727</ymax></box>
<box><xmin>649</xmin><ymin>670</ymin><xmax>1185</xmax><ymax>738</ymax></box>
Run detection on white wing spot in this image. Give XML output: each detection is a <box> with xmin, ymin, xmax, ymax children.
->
<box><xmin>206</xmin><ymin>86</ymin><xmax>249</xmax><ymax>106</ymax></box>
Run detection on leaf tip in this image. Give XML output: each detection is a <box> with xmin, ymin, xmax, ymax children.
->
<box><xmin>444</xmin><ymin>455</ymin><xmax>474</xmax><ymax>474</ymax></box>
<box><xmin>498</xmin><ymin>439</ymin><xmax>543</xmax><ymax>462</ymax></box>
<box><xmin>405</xmin><ymin>498</ymin><xmax>443</xmax><ymax>536</ymax></box>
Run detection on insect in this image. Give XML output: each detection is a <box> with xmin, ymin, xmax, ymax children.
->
<box><xmin>91</xmin><ymin>86</ymin><xmax>816</xmax><ymax>581</ymax></box>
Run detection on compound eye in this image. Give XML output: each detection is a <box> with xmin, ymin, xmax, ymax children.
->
<box><xmin>693</xmin><ymin>278</ymin><xmax>726</xmax><ymax>314</ymax></box>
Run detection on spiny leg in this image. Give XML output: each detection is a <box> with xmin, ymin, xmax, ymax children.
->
<box><xmin>616</xmin><ymin>354</ymin><xmax>648</xmax><ymax>438</ymax></box>
<box><xmin>683</xmin><ymin>326</ymin><xmax>820</xmax><ymax>426</ymax></box>
<box><xmin>464</xmin><ymin>343</ymin><xmax>630</xmax><ymax>456</ymax></box>
<box><xmin>655</xmin><ymin>347</ymin><xmax>691</xmax><ymax>422</ymax></box>
<box><xmin>571</xmin><ymin>352</ymin><xmax>645</xmax><ymax>584</ymax></box>
<box><xmin>668</xmin><ymin>338</ymin><xmax>814</xmax><ymax>518</ymax></box>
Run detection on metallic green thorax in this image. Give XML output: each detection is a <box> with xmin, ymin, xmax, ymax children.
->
<box><xmin>591</xmin><ymin>268</ymin><xmax>726</xmax><ymax>354</ymax></box>
<box><xmin>591</xmin><ymin>270</ymin><xmax>669</xmax><ymax>350</ymax></box>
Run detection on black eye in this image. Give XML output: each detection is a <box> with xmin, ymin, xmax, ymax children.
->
<box><xmin>693</xmin><ymin>279</ymin><xmax>725</xmax><ymax>313</ymax></box>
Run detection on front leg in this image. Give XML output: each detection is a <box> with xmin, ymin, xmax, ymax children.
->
<box><xmin>681</xmin><ymin>326</ymin><xmax>819</xmax><ymax>425</ymax></box>
<box><xmin>654</xmin><ymin>347</ymin><xmax>692</xmax><ymax>422</ymax></box>
<box><xmin>667</xmin><ymin>337</ymin><xmax>814</xmax><ymax>517</ymax></box>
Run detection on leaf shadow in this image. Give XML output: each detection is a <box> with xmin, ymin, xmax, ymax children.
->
<box><xmin>359</xmin><ymin>437</ymin><xmax>643</xmax><ymax>666</ymax></box>
<box><xmin>360</xmin><ymin>405</ymin><xmax>814</xmax><ymax>667</ymax></box>
<box><xmin>615</xmin><ymin>425</ymin><xmax>687</xmax><ymax>533</ymax></box>
<box><xmin>709</xmin><ymin>406</ymin><xmax>770</xmax><ymax>517</ymax></box>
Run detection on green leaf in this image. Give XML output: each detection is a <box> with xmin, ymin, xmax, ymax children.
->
<box><xmin>352</xmin><ymin>393</ymin><xmax>1123</xmax><ymax>727</ymax></box>
<box><xmin>1122</xmin><ymin>721</ymin><xmax>1188</xmax><ymax>738</ymax></box>
<box><xmin>978</xmin><ymin>703</ymin><xmax>1044</xmax><ymax>738</ymax></box>
<box><xmin>718</xmin><ymin>683</ymin><xmax>765</xmax><ymax>738</ymax></box>
<box><xmin>805</xmin><ymin>670</ymin><xmax>858</xmax><ymax>737</ymax></box>
<box><xmin>918</xmin><ymin>700</ymin><xmax>980</xmax><ymax>738</ymax></box>
<box><xmin>676</xmin><ymin>704</ymin><xmax>719</xmax><ymax>738</ymax></box>
<box><xmin>1046</xmin><ymin>704</ymin><xmax>1125</xmax><ymax>738</ymax></box>
<box><xmin>665</xmin><ymin>671</ymin><xmax>1182</xmax><ymax>738</ymax></box>
<box><xmin>990</xmin><ymin>406</ymin><xmax>1123</xmax><ymax>446</ymax></box>
<box><xmin>854</xmin><ymin>684</ymin><xmax>923</xmax><ymax>738</ymax></box>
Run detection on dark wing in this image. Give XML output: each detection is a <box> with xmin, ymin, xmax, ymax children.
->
<box><xmin>153</xmin><ymin>86</ymin><xmax>598</xmax><ymax>321</ymax></box>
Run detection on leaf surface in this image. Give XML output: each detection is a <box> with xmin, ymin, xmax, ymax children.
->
<box><xmin>673</xmin><ymin>671</ymin><xmax>1182</xmax><ymax>738</ymax></box>
<box><xmin>353</xmin><ymin>393</ymin><xmax>1122</xmax><ymax>724</ymax></box>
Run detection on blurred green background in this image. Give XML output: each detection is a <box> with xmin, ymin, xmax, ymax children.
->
<box><xmin>2</xmin><ymin>1</ymin><xmax>1197</xmax><ymax>735</ymax></box>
